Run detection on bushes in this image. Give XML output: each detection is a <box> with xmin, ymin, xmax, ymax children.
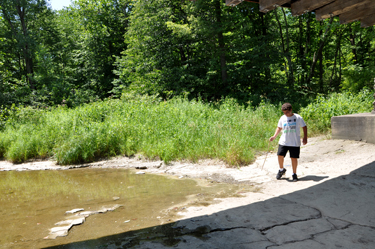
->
<box><xmin>300</xmin><ymin>89</ymin><xmax>373</xmax><ymax>134</ymax></box>
<box><xmin>2</xmin><ymin>90</ymin><xmax>371</xmax><ymax>166</ymax></box>
<box><xmin>0</xmin><ymin>96</ymin><xmax>279</xmax><ymax>166</ymax></box>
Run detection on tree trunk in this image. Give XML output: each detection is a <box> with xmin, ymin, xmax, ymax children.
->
<box><xmin>308</xmin><ymin>17</ymin><xmax>333</xmax><ymax>85</ymax></box>
<box><xmin>339</xmin><ymin>45</ymin><xmax>342</xmax><ymax>85</ymax></box>
<box><xmin>319</xmin><ymin>47</ymin><xmax>323</xmax><ymax>92</ymax></box>
<box><xmin>215</xmin><ymin>0</ymin><xmax>227</xmax><ymax>87</ymax></box>
<box><xmin>329</xmin><ymin>30</ymin><xmax>342</xmax><ymax>90</ymax></box>
<box><xmin>179</xmin><ymin>47</ymin><xmax>187</xmax><ymax>65</ymax></box>
<box><xmin>274</xmin><ymin>8</ymin><xmax>294</xmax><ymax>86</ymax></box>
<box><xmin>348</xmin><ymin>23</ymin><xmax>358</xmax><ymax>64</ymax></box>
<box><xmin>304</xmin><ymin>14</ymin><xmax>311</xmax><ymax>83</ymax></box>
<box><xmin>297</xmin><ymin>16</ymin><xmax>303</xmax><ymax>86</ymax></box>
<box><xmin>281</xmin><ymin>8</ymin><xmax>294</xmax><ymax>87</ymax></box>
<box><xmin>274</xmin><ymin>8</ymin><xmax>288</xmax><ymax>78</ymax></box>
<box><xmin>3</xmin><ymin>3</ymin><xmax>35</xmax><ymax>89</ymax></box>
<box><xmin>260</xmin><ymin>12</ymin><xmax>271</xmax><ymax>80</ymax></box>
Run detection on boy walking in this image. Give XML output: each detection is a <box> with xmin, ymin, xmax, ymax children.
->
<box><xmin>269</xmin><ymin>103</ymin><xmax>307</xmax><ymax>182</ymax></box>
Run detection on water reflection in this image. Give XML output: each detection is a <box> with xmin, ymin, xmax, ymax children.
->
<box><xmin>0</xmin><ymin>168</ymin><xmax>244</xmax><ymax>248</ymax></box>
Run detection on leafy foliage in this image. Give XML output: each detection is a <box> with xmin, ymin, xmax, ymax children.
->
<box><xmin>0</xmin><ymin>95</ymin><xmax>279</xmax><ymax>165</ymax></box>
<box><xmin>1</xmin><ymin>0</ymin><xmax>375</xmax><ymax>165</ymax></box>
<box><xmin>1</xmin><ymin>0</ymin><xmax>375</xmax><ymax>108</ymax></box>
<box><xmin>300</xmin><ymin>88</ymin><xmax>373</xmax><ymax>133</ymax></box>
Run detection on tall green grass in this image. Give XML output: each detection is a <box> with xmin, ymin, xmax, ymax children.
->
<box><xmin>0</xmin><ymin>95</ymin><xmax>280</xmax><ymax>166</ymax></box>
<box><xmin>1</xmin><ymin>90</ymin><xmax>372</xmax><ymax>166</ymax></box>
<box><xmin>300</xmin><ymin>89</ymin><xmax>373</xmax><ymax>134</ymax></box>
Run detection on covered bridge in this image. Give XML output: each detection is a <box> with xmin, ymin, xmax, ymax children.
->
<box><xmin>226</xmin><ymin>0</ymin><xmax>375</xmax><ymax>28</ymax></box>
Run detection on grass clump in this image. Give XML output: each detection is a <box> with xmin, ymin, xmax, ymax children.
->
<box><xmin>2</xmin><ymin>89</ymin><xmax>371</xmax><ymax>166</ymax></box>
<box><xmin>0</xmin><ymin>95</ymin><xmax>280</xmax><ymax>166</ymax></box>
<box><xmin>300</xmin><ymin>89</ymin><xmax>373</xmax><ymax>134</ymax></box>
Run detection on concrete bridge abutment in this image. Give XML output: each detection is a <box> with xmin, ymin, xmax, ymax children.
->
<box><xmin>331</xmin><ymin>113</ymin><xmax>375</xmax><ymax>144</ymax></box>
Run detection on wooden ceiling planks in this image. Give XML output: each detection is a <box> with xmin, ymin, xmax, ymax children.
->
<box><xmin>315</xmin><ymin>0</ymin><xmax>371</xmax><ymax>20</ymax></box>
<box><xmin>361</xmin><ymin>14</ymin><xmax>375</xmax><ymax>28</ymax></box>
<box><xmin>225</xmin><ymin>0</ymin><xmax>375</xmax><ymax>27</ymax></box>
<box><xmin>226</xmin><ymin>0</ymin><xmax>244</xmax><ymax>7</ymax></box>
<box><xmin>291</xmin><ymin>0</ymin><xmax>335</xmax><ymax>16</ymax></box>
<box><xmin>258</xmin><ymin>0</ymin><xmax>290</xmax><ymax>12</ymax></box>
<box><xmin>338</xmin><ymin>2</ymin><xmax>375</xmax><ymax>25</ymax></box>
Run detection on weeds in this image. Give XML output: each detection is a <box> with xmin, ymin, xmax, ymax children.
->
<box><xmin>300</xmin><ymin>88</ymin><xmax>373</xmax><ymax>134</ymax></box>
<box><xmin>0</xmin><ymin>96</ymin><xmax>280</xmax><ymax>165</ymax></box>
<box><xmin>0</xmin><ymin>90</ymin><xmax>372</xmax><ymax>165</ymax></box>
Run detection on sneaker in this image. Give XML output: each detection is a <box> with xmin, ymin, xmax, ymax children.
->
<box><xmin>292</xmin><ymin>174</ymin><xmax>298</xmax><ymax>182</ymax></box>
<box><xmin>276</xmin><ymin>168</ymin><xmax>286</xmax><ymax>180</ymax></box>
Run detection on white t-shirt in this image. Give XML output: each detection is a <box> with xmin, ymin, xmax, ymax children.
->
<box><xmin>278</xmin><ymin>113</ymin><xmax>306</xmax><ymax>147</ymax></box>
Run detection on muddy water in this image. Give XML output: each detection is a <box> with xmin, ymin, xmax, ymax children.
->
<box><xmin>0</xmin><ymin>168</ymin><xmax>250</xmax><ymax>248</ymax></box>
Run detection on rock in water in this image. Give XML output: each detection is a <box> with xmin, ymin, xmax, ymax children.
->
<box><xmin>55</xmin><ymin>217</ymin><xmax>85</xmax><ymax>226</ymax></box>
<box><xmin>50</xmin><ymin>224</ymin><xmax>73</xmax><ymax>233</ymax></box>
<box><xmin>45</xmin><ymin>205</ymin><xmax>122</xmax><ymax>239</ymax></box>
<box><xmin>65</xmin><ymin>208</ymin><xmax>84</xmax><ymax>214</ymax></box>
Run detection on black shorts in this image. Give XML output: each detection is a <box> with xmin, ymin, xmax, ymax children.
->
<box><xmin>277</xmin><ymin>145</ymin><xmax>300</xmax><ymax>158</ymax></box>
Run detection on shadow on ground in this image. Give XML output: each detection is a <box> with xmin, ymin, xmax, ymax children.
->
<box><xmin>284</xmin><ymin>175</ymin><xmax>329</xmax><ymax>182</ymax></box>
<box><xmin>44</xmin><ymin>161</ymin><xmax>375</xmax><ymax>249</ymax></box>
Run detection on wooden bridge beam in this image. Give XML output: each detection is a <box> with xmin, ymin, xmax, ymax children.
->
<box><xmin>291</xmin><ymin>0</ymin><xmax>335</xmax><ymax>16</ymax></box>
<box><xmin>259</xmin><ymin>0</ymin><xmax>290</xmax><ymax>13</ymax></box>
<box><xmin>226</xmin><ymin>0</ymin><xmax>243</xmax><ymax>7</ymax></box>
<box><xmin>361</xmin><ymin>14</ymin><xmax>375</xmax><ymax>28</ymax></box>
<box><xmin>315</xmin><ymin>0</ymin><xmax>371</xmax><ymax>20</ymax></box>
<box><xmin>224</xmin><ymin>0</ymin><xmax>375</xmax><ymax>28</ymax></box>
<box><xmin>339</xmin><ymin>4</ymin><xmax>375</xmax><ymax>24</ymax></box>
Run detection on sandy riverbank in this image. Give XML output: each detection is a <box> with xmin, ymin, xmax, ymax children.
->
<box><xmin>2</xmin><ymin>135</ymin><xmax>374</xmax><ymax>186</ymax></box>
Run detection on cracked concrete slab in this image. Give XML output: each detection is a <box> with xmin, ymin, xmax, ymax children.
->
<box><xmin>268</xmin><ymin>225</ymin><xmax>375</xmax><ymax>249</ymax></box>
<box><xmin>313</xmin><ymin>225</ymin><xmax>375</xmax><ymax>248</ymax></box>
<box><xmin>326</xmin><ymin>217</ymin><xmax>351</xmax><ymax>230</ymax></box>
<box><xmin>267</xmin><ymin>240</ymin><xmax>324</xmax><ymax>249</ymax></box>
<box><xmin>175</xmin><ymin>197</ymin><xmax>321</xmax><ymax>232</ymax></box>
<box><xmin>263</xmin><ymin>218</ymin><xmax>334</xmax><ymax>245</ymax></box>
<box><xmin>278</xmin><ymin>171</ymin><xmax>375</xmax><ymax>227</ymax></box>
<box><xmin>133</xmin><ymin>228</ymin><xmax>275</xmax><ymax>249</ymax></box>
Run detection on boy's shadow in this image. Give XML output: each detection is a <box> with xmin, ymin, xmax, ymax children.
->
<box><xmin>285</xmin><ymin>175</ymin><xmax>329</xmax><ymax>182</ymax></box>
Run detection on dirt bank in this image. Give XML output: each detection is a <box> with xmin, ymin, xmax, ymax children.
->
<box><xmin>2</xmin><ymin>135</ymin><xmax>374</xmax><ymax>186</ymax></box>
<box><xmin>1</xmin><ymin>136</ymin><xmax>374</xmax><ymax>182</ymax></box>
<box><xmin>2</xmin><ymin>135</ymin><xmax>375</xmax><ymax>205</ymax></box>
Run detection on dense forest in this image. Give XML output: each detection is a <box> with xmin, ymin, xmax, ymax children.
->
<box><xmin>1</xmin><ymin>0</ymin><xmax>375</xmax><ymax>109</ymax></box>
<box><xmin>1</xmin><ymin>0</ymin><xmax>374</xmax><ymax>165</ymax></box>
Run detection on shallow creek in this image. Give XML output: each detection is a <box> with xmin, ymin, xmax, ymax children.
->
<box><xmin>0</xmin><ymin>168</ymin><xmax>252</xmax><ymax>248</ymax></box>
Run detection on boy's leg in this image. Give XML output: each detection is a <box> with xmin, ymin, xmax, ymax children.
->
<box><xmin>289</xmin><ymin>147</ymin><xmax>300</xmax><ymax>174</ymax></box>
<box><xmin>291</xmin><ymin>158</ymin><xmax>298</xmax><ymax>174</ymax></box>
<box><xmin>276</xmin><ymin>155</ymin><xmax>286</xmax><ymax>179</ymax></box>
<box><xmin>277</xmin><ymin>145</ymin><xmax>287</xmax><ymax>168</ymax></box>
<box><xmin>278</xmin><ymin>155</ymin><xmax>285</xmax><ymax>169</ymax></box>
<box><xmin>276</xmin><ymin>145</ymin><xmax>287</xmax><ymax>179</ymax></box>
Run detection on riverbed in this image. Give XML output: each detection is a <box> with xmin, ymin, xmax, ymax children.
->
<box><xmin>0</xmin><ymin>167</ymin><xmax>254</xmax><ymax>248</ymax></box>
<box><xmin>2</xmin><ymin>136</ymin><xmax>375</xmax><ymax>248</ymax></box>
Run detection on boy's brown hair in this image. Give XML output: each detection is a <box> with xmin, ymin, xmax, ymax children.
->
<box><xmin>281</xmin><ymin>103</ymin><xmax>292</xmax><ymax>111</ymax></box>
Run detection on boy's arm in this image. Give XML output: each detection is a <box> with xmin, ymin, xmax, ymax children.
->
<box><xmin>269</xmin><ymin>127</ymin><xmax>282</xmax><ymax>142</ymax></box>
<box><xmin>302</xmin><ymin>126</ymin><xmax>308</xmax><ymax>145</ymax></box>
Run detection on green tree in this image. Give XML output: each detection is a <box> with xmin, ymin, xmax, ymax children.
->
<box><xmin>0</xmin><ymin>0</ymin><xmax>51</xmax><ymax>89</ymax></box>
<box><xmin>66</xmin><ymin>0</ymin><xmax>131</xmax><ymax>100</ymax></box>
<box><xmin>114</xmin><ymin>0</ymin><xmax>199</xmax><ymax>98</ymax></box>
<box><xmin>115</xmin><ymin>0</ymin><xmax>280</xmax><ymax>103</ymax></box>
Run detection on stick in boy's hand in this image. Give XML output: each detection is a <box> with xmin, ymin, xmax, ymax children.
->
<box><xmin>261</xmin><ymin>140</ymin><xmax>271</xmax><ymax>170</ymax></box>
